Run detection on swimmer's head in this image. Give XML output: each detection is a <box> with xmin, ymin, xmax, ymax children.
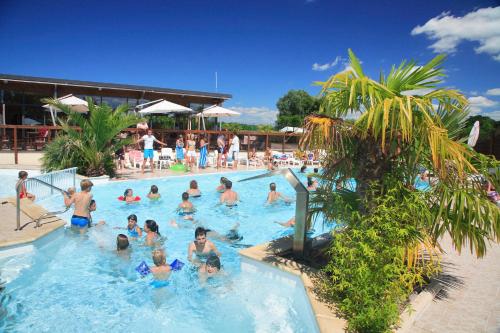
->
<box><xmin>67</xmin><ymin>187</ymin><xmax>76</xmax><ymax>195</ymax></box>
<box><xmin>307</xmin><ymin>177</ymin><xmax>313</xmax><ymax>187</ymax></box>
<box><xmin>127</xmin><ymin>214</ymin><xmax>138</xmax><ymax>228</ymax></box>
<box><xmin>195</xmin><ymin>227</ymin><xmax>207</xmax><ymax>245</ymax></box>
<box><xmin>313</xmin><ymin>168</ymin><xmax>319</xmax><ymax>173</ymax></box>
<box><xmin>182</xmin><ymin>192</ymin><xmax>189</xmax><ymax>201</ymax></box>
<box><xmin>89</xmin><ymin>199</ymin><xmax>96</xmax><ymax>212</ymax></box>
<box><xmin>145</xmin><ymin>219</ymin><xmax>159</xmax><ymax>235</ymax></box>
<box><xmin>300</xmin><ymin>166</ymin><xmax>307</xmax><ymax>173</ymax></box>
<box><xmin>18</xmin><ymin>170</ymin><xmax>28</xmax><ymax>179</ymax></box>
<box><xmin>220</xmin><ymin>177</ymin><xmax>228</xmax><ymax>185</ymax></box>
<box><xmin>124</xmin><ymin>188</ymin><xmax>133</xmax><ymax>197</ymax></box>
<box><xmin>117</xmin><ymin>234</ymin><xmax>129</xmax><ymax>251</ymax></box>
<box><xmin>269</xmin><ymin>182</ymin><xmax>276</xmax><ymax>191</ymax></box>
<box><xmin>190</xmin><ymin>180</ymin><xmax>198</xmax><ymax>189</ymax></box>
<box><xmin>225</xmin><ymin>180</ymin><xmax>233</xmax><ymax>190</ymax></box>
<box><xmin>80</xmin><ymin>179</ymin><xmax>93</xmax><ymax>191</ymax></box>
<box><xmin>152</xmin><ymin>249</ymin><xmax>166</xmax><ymax>266</ymax></box>
<box><xmin>206</xmin><ymin>254</ymin><xmax>221</xmax><ymax>273</ymax></box>
<box><xmin>150</xmin><ymin>185</ymin><xmax>158</xmax><ymax>194</ymax></box>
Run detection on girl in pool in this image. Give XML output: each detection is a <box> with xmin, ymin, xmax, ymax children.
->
<box><xmin>123</xmin><ymin>188</ymin><xmax>139</xmax><ymax>203</ymax></box>
<box><xmin>147</xmin><ymin>185</ymin><xmax>161</xmax><ymax>200</ymax></box>
<box><xmin>216</xmin><ymin>177</ymin><xmax>228</xmax><ymax>193</ymax></box>
<box><xmin>144</xmin><ymin>219</ymin><xmax>161</xmax><ymax>246</ymax></box>
<box><xmin>114</xmin><ymin>214</ymin><xmax>143</xmax><ymax>239</ymax></box>
<box><xmin>187</xmin><ymin>180</ymin><xmax>201</xmax><ymax>197</ymax></box>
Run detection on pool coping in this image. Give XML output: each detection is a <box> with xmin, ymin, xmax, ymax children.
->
<box><xmin>239</xmin><ymin>236</ymin><xmax>347</xmax><ymax>333</ymax></box>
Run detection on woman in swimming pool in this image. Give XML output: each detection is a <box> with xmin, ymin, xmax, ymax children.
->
<box><xmin>187</xmin><ymin>180</ymin><xmax>201</xmax><ymax>197</ymax></box>
<box><xmin>188</xmin><ymin>227</ymin><xmax>221</xmax><ymax>264</ymax></box>
<box><xmin>144</xmin><ymin>219</ymin><xmax>161</xmax><ymax>246</ymax></box>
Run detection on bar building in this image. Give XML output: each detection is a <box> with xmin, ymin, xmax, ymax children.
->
<box><xmin>0</xmin><ymin>73</ymin><xmax>232</xmax><ymax>125</ymax></box>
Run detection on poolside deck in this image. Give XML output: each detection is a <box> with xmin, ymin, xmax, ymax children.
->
<box><xmin>0</xmin><ymin>197</ymin><xmax>66</xmax><ymax>248</ymax></box>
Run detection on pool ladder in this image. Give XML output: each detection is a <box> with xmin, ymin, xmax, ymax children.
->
<box><xmin>15</xmin><ymin>178</ymin><xmax>70</xmax><ymax>231</ymax></box>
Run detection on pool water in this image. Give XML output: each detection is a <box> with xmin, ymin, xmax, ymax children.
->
<box><xmin>0</xmin><ymin>169</ymin><xmax>325</xmax><ymax>333</ymax></box>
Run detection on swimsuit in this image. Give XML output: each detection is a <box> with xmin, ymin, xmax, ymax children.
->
<box><xmin>71</xmin><ymin>215</ymin><xmax>89</xmax><ymax>228</ymax></box>
<box><xmin>199</xmin><ymin>144</ymin><xmax>207</xmax><ymax>167</ymax></box>
<box><xmin>127</xmin><ymin>226</ymin><xmax>139</xmax><ymax>238</ymax></box>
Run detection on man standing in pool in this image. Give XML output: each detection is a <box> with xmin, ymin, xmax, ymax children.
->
<box><xmin>135</xmin><ymin>129</ymin><xmax>168</xmax><ymax>174</ymax></box>
<box><xmin>220</xmin><ymin>180</ymin><xmax>239</xmax><ymax>206</ymax></box>
<box><xmin>188</xmin><ymin>227</ymin><xmax>221</xmax><ymax>265</ymax></box>
<box><xmin>65</xmin><ymin>179</ymin><xmax>94</xmax><ymax>231</ymax></box>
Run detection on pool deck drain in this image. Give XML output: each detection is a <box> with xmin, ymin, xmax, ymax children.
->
<box><xmin>0</xmin><ymin>197</ymin><xmax>66</xmax><ymax>248</ymax></box>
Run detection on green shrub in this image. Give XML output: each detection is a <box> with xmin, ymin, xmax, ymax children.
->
<box><xmin>321</xmin><ymin>185</ymin><xmax>440</xmax><ymax>332</ymax></box>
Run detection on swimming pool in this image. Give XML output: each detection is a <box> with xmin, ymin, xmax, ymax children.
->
<box><xmin>0</xmin><ymin>169</ymin><xmax>325</xmax><ymax>332</ymax></box>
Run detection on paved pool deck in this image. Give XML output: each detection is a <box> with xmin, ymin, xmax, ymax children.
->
<box><xmin>0</xmin><ymin>197</ymin><xmax>66</xmax><ymax>249</ymax></box>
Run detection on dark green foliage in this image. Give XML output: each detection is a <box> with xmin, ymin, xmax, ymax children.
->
<box><xmin>461</xmin><ymin>115</ymin><xmax>498</xmax><ymax>142</ymax></box>
<box><xmin>41</xmin><ymin>98</ymin><xmax>140</xmax><ymax>177</ymax></box>
<box><xmin>276</xmin><ymin>90</ymin><xmax>321</xmax><ymax>129</ymax></box>
<box><xmin>321</xmin><ymin>185</ymin><xmax>439</xmax><ymax>332</ymax></box>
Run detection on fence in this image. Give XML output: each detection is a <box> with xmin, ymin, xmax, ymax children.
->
<box><xmin>0</xmin><ymin>125</ymin><xmax>303</xmax><ymax>164</ymax></box>
<box><xmin>26</xmin><ymin>167</ymin><xmax>77</xmax><ymax>200</ymax></box>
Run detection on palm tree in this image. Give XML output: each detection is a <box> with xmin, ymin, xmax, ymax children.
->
<box><xmin>301</xmin><ymin>50</ymin><xmax>500</xmax><ymax>258</ymax></box>
<box><xmin>42</xmin><ymin>98</ymin><xmax>141</xmax><ymax>177</ymax></box>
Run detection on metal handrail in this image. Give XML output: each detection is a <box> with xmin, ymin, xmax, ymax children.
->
<box><xmin>15</xmin><ymin>177</ymin><xmax>71</xmax><ymax>231</ymax></box>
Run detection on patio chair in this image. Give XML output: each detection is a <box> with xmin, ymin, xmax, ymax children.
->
<box><xmin>1</xmin><ymin>135</ymin><xmax>10</xmax><ymax>150</ymax></box>
<box><xmin>34</xmin><ymin>128</ymin><xmax>49</xmax><ymax>151</ymax></box>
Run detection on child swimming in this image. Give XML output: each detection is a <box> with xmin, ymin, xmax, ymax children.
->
<box><xmin>63</xmin><ymin>187</ymin><xmax>76</xmax><ymax>207</ymax></box>
<box><xmin>198</xmin><ymin>253</ymin><xmax>221</xmax><ymax>279</ymax></box>
<box><xmin>123</xmin><ymin>188</ymin><xmax>139</xmax><ymax>204</ymax></box>
<box><xmin>178</xmin><ymin>192</ymin><xmax>195</xmax><ymax>215</ymax></box>
<box><xmin>147</xmin><ymin>185</ymin><xmax>161</xmax><ymax>200</ymax></box>
<box><xmin>117</xmin><ymin>234</ymin><xmax>130</xmax><ymax>251</ymax></box>
<box><xmin>144</xmin><ymin>219</ymin><xmax>161</xmax><ymax>247</ymax></box>
<box><xmin>187</xmin><ymin>180</ymin><xmax>201</xmax><ymax>197</ymax></box>
<box><xmin>150</xmin><ymin>249</ymin><xmax>171</xmax><ymax>280</ymax></box>
<box><xmin>216</xmin><ymin>177</ymin><xmax>228</xmax><ymax>193</ymax></box>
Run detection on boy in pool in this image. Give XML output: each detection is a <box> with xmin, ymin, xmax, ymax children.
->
<box><xmin>150</xmin><ymin>249</ymin><xmax>171</xmax><ymax>280</ymax></box>
<box><xmin>66</xmin><ymin>179</ymin><xmax>93</xmax><ymax>231</ymax></box>
<box><xmin>170</xmin><ymin>192</ymin><xmax>195</xmax><ymax>227</ymax></box>
<box><xmin>198</xmin><ymin>254</ymin><xmax>221</xmax><ymax>280</ymax></box>
<box><xmin>117</xmin><ymin>234</ymin><xmax>130</xmax><ymax>251</ymax></box>
<box><xmin>299</xmin><ymin>165</ymin><xmax>307</xmax><ymax>173</ymax></box>
<box><xmin>147</xmin><ymin>185</ymin><xmax>161</xmax><ymax>200</ymax></box>
<box><xmin>266</xmin><ymin>182</ymin><xmax>291</xmax><ymax>204</ymax></box>
<box><xmin>220</xmin><ymin>180</ymin><xmax>239</xmax><ymax>206</ymax></box>
<box><xmin>114</xmin><ymin>214</ymin><xmax>142</xmax><ymax>239</ymax></box>
<box><xmin>188</xmin><ymin>227</ymin><xmax>221</xmax><ymax>264</ymax></box>
<box><xmin>187</xmin><ymin>180</ymin><xmax>201</xmax><ymax>197</ymax></box>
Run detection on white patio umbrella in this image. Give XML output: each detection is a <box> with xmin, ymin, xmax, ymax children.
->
<box><xmin>42</xmin><ymin>94</ymin><xmax>89</xmax><ymax>125</ymax></box>
<box><xmin>196</xmin><ymin>105</ymin><xmax>241</xmax><ymax>130</ymax></box>
<box><xmin>137</xmin><ymin>99</ymin><xmax>193</xmax><ymax>115</ymax></box>
<box><xmin>279</xmin><ymin>126</ymin><xmax>304</xmax><ymax>134</ymax></box>
<box><xmin>467</xmin><ymin>121</ymin><xmax>480</xmax><ymax>148</ymax></box>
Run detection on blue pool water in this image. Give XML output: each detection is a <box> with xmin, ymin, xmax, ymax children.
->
<box><xmin>0</xmin><ymin>169</ymin><xmax>325</xmax><ymax>333</ymax></box>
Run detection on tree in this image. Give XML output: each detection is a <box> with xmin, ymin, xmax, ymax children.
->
<box><xmin>276</xmin><ymin>90</ymin><xmax>321</xmax><ymax>129</ymax></box>
<box><xmin>301</xmin><ymin>50</ymin><xmax>500</xmax><ymax>331</ymax></box>
<box><xmin>42</xmin><ymin>98</ymin><xmax>141</xmax><ymax>177</ymax></box>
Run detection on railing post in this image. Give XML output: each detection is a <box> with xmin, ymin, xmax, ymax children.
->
<box><xmin>50</xmin><ymin>173</ymin><xmax>54</xmax><ymax>195</ymax></box>
<box><xmin>16</xmin><ymin>182</ymin><xmax>21</xmax><ymax>231</ymax></box>
<box><xmin>13</xmin><ymin>127</ymin><xmax>18</xmax><ymax>164</ymax></box>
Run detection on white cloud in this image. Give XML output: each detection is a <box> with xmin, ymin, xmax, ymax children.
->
<box><xmin>486</xmin><ymin>88</ymin><xmax>500</xmax><ymax>96</ymax></box>
<box><xmin>411</xmin><ymin>7</ymin><xmax>500</xmax><ymax>61</ymax></box>
<box><xmin>468</xmin><ymin>96</ymin><xmax>497</xmax><ymax>107</ymax></box>
<box><xmin>227</xmin><ymin>106</ymin><xmax>278</xmax><ymax>125</ymax></box>
<box><xmin>312</xmin><ymin>56</ymin><xmax>342</xmax><ymax>71</ymax></box>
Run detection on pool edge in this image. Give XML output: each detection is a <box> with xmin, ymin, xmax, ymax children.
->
<box><xmin>239</xmin><ymin>236</ymin><xmax>347</xmax><ymax>333</ymax></box>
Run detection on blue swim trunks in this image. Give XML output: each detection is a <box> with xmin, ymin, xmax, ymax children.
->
<box><xmin>71</xmin><ymin>215</ymin><xmax>89</xmax><ymax>228</ymax></box>
<box><xmin>144</xmin><ymin>149</ymin><xmax>154</xmax><ymax>159</ymax></box>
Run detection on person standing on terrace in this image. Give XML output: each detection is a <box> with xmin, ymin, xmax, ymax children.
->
<box><xmin>175</xmin><ymin>134</ymin><xmax>185</xmax><ymax>165</ymax></box>
<box><xmin>186</xmin><ymin>134</ymin><xmax>197</xmax><ymax>171</ymax></box>
<box><xmin>230</xmin><ymin>133</ymin><xmax>240</xmax><ymax>170</ymax></box>
<box><xmin>216</xmin><ymin>134</ymin><xmax>225</xmax><ymax>169</ymax></box>
<box><xmin>135</xmin><ymin>129</ymin><xmax>167</xmax><ymax>174</ymax></box>
<box><xmin>198</xmin><ymin>134</ymin><xmax>208</xmax><ymax>169</ymax></box>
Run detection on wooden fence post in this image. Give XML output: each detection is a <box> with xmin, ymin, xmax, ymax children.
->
<box><xmin>13</xmin><ymin>127</ymin><xmax>18</xmax><ymax>164</ymax></box>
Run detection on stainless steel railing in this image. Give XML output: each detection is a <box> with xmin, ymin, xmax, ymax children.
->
<box><xmin>15</xmin><ymin>167</ymin><xmax>77</xmax><ymax>231</ymax></box>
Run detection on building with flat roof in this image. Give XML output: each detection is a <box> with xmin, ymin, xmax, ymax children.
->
<box><xmin>0</xmin><ymin>73</ymin><xmax>231</xmax><ymax>125</ymax></box>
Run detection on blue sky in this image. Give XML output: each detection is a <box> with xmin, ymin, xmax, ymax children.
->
<box><xmin>0</xmin><ymin>0</ymin><xmax>499</xmax><ymax>124</ymax></box>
